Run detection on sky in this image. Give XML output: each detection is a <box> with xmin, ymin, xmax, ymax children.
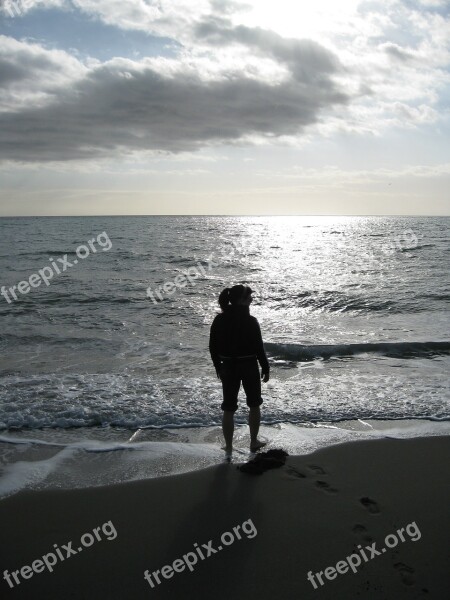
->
<box><xmin>0</xmin><ymin>0</ymin><xmax>449</xmax><ymax>216</ymax></box>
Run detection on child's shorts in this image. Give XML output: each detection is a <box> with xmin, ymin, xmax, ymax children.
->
<box><xmin>219</xmin><ymin>356</ymin><xmax>263</xmax><ymax>412</ymax></box>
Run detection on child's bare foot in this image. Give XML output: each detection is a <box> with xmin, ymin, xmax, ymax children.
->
<box><xmin>222</xmin><ymin>445</ymin><xmax>233</xmax><ymax>455</ymax></box>
<box><xmin>250</xmin><ymin>440</ymin><xmax>266</xmax><ymax>452</ymax></box>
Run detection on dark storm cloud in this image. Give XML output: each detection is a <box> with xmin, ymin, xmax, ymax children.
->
<box><xmin>0</xmin><ymin>23</ymin><xmax>349</xmax><ymax>162</ymax></box>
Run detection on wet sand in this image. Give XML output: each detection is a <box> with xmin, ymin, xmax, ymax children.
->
<box><xmin>0</xmin><ymin>435</ymin><xmax>449</xmax><ymax>599</ymax></box>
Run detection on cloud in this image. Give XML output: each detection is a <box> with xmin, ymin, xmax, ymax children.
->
<box><xmin>381</xmin><ymin>42</ymin><xmax>416</xmax><ymax>62</ymax></box>
<box><xmin>67</xmin><ymin>0</ymin><xmax>209</xmax><ymax>37</ymax></box>
<box><xmin>391</xmin><ymin>102</ymin><xmax>438</xmax><ymax>124</ymax></box>
<box><xmin>0</xmin><ymin>35</ymin><xmax>87</xmax><ymax>112</ymax></box>
<box><xmin>1</xmin><ymin>0</ymin><xmax>449</xmax><ymax>163</ymax></box>
<box><xmin>194</xmin><ymin>16</ymin><xmax>341</xmax><ymax>82</ymax></box>
<box><xmin>256</xmin><ymin>163</ymin><xmax>450</xmax><ymax>186</ymax></box>
<box><xmin>0</xmin><ymin>30</ymin><xmax>349</xmax><ymax>162</ymax></box>
<box><xmin>66</xmin><ymin>1</ymin><xmax>450</xmax><ymax>137</ymax></box>
<box><xmin>416</xmin><ymin>0</ymin><xmax>448</xmax><ymax>8</ymax></box>
<box><xmin>1</xmin><ymin>0</ymin><xmax>64</xmax><ymax>17</ymax></box>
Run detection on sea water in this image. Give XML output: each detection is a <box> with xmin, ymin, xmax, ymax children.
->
<box><xmin>0</xmin><ymin>216</ymin><xmax>449</xmax><ymax>495</ymax></box>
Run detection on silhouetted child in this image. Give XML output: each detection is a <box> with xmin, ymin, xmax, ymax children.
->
<box><xmin>209</xmin><ymin>284</ymin><xmax>270</xmax><ymax>454</ymax></box>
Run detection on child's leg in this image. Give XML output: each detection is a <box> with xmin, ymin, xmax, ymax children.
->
<box><xmin>222</xmin><ymin>410</ymin><xmax>234</xmax><ymax>453</ymax></box>
<box><xmin>241</xmin><ymin>360</ymin><xmax>266</xmax><ymax>450</ymax></box>
<box><xmin>220</xmin><ymin>362</ymin><xmax>240</xmax><ymax>452</ymax></box>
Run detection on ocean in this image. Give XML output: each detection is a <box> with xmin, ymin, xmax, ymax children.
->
<box><xmin>0</xmin><ymin>215</ymin><xmax>449</xmax><ymax>496</ymax></box>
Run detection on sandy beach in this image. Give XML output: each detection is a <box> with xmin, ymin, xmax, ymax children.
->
<box><xmin>1</xmin><ymin>435</ymin><xmax>448</xmax><ymax>600</ymax></box>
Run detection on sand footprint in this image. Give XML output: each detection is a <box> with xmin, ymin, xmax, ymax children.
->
<box><xmin>308</xmin><ymin>464</ymin><xmax>326</xmax><ymax>475</ymax></box>
<box><xmin>352</xmin><ymin>524</ymin><xmax>373</xmax><ymax>542</ymax></box>
<box><xmin>315</xmin><ymin>480</ymin><xmax>338</xmax><ymax>494</ymax></box>
<box><xmin>360</xmin><ymin>496</ymin><xmax>380</xmax><ymax>514</ymax></box>
<box><xmin>306</xmin><ymin>464</ymin><xmax>338</xmax><ymax>493</ymax></box>
<box><xmin>285</xmin><ymin>466</ymin><xmax>306</xmax><ymax>479</ymax></box>
<box><xmin>394</xmin><ymin>562</ymin><xmax>415</xmax><ymax>586</ymax></box>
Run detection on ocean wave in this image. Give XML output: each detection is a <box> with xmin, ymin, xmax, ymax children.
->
<box><xmin>0</xmin><ymin>333</ymin><xmax>110</xmax><ymax>345</ymax></box>
<box><xmin>399</xmin><ymin>243</ymin><xmax>435</xmax><ymax>252</ymax></box>
<box><xmin>11</xmin><ymin>250</ymin><xmax>75</xmax><ymax>258</ymax></box>
<box><xmin>270</xmin><ymin>290</ymin><xmax>396</xmax><ymax>314</ymax></box>
<box><xmin>0</xmin><ymin>295</ymin><xmax>136</xmax><ymax>309</ymax></box>
<box><xmin>419</xmin><ymin>293</ymin><xmax>450</xmax><ymax>302</ymax></box>
<box><xmin>264</xmin><ymin>340</ymin><xmax>450</xmax><ymax>361</ymax></box>
<box><xmin>0</xmin><ymin>414</ymin><xmax>449</xmax><ymax>436</ymax></box>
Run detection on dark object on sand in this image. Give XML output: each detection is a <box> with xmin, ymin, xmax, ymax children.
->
<box><xmin>237</xmin><ymin>449</ymin><xmax>289</xmax><ymax>475</ymax></box>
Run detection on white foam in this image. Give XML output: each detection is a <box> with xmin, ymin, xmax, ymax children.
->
<box><xmin>0</xmin><ymin>420</ymin><xmax>448</xmax><ymax>498</ymax></box>
<box><xmin>0</xmin><ymin>438</ymin><xmax>223</xmax><ymax>498</ymax></box>
<box><xmin>0</xmin><ymin>446</ymin><xmax>75</xmax><ymax>497</ymax></box>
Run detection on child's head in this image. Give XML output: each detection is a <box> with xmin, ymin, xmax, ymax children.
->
<box><xmin>219</xmin><ymin>284</ymin><xmax>253</xmax><ymax>311</ymax></box>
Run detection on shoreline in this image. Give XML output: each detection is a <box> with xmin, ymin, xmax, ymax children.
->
<box><xmin>1</xmin><ymin>419</ymin><xmax>449</xmax><ymax>498</ymax></box>
<box><xmin>0</xmin><ymin>434</ymin><xmax>449</xmax><ymax>599</ymax></box>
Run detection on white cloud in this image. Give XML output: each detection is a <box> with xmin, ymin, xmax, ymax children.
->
<box><xmin>1</xmin><ymin>0</ymin><xmax>64</xmax><ymax>17</ymax></box>
<box><xmin>255</xmin><ymin>162</ymin><xmax>450</xmax><ymax>187</ymax></box>
<box><xmin>391</xmin><ymin>102</ymin><xmax>438</xmax><ymax>125</ymax></box>
<box><xmin>0</xmin><ymin>35</ymin><xmax>87</xmax><ymax>112</ymax></box>
<box><xmin>417</xmin><ymin>0</ymin><xmax>447</xmax><ymax>7</ymax></box>
<box><xmin>70</xmin><ymin>0</ymin><xmax>210</xmax><ymax>38</ymax></box>
<box><xmin>1</xmin><ymin>0</ymin><xmax>449</xmax><ymax>163</ymax></box>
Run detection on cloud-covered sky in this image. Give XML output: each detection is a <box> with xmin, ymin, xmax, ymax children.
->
<box><xmin>0</xmin><ymin>0</ymin><xmax>449</xmax><ymax>215</ymax></box>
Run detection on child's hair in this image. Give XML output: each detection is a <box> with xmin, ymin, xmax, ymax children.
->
<box><xmin>218</xmin><ymin>285</ymin><xmax>252</xmax><ymax>311</ymax></box>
